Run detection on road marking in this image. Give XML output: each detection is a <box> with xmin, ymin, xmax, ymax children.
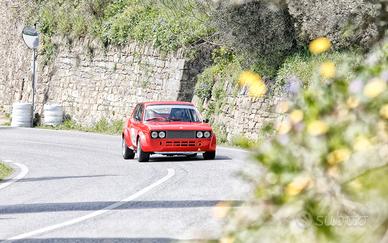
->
<box><xmin>5</xmin><ymin>168</ymin><xmax>176</xmax><ymax>241</ymax></box>
<box><xmin>0</xmin><ymin>161</ymin><xmax>29</xmax><ymax>191</ymax></box>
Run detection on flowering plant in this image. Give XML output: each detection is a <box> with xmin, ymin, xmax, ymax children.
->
<box><xmin>220</xmin><ymin>39</ymin><xmax>388</xmax><ymax>242</ymax></box>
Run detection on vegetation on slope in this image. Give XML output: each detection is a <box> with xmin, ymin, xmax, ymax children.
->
<box><xmin>29</xmin><ymin>0</ymin><xmax>212</xmax><ymax>63</ymax></box>
<box><xmin>0</xmin><ymin>162</ymin><xmax>13</xmax><ymax>181</ymax></box>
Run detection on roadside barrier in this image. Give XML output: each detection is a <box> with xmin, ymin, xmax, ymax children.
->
<box><xmin>43</xmin><ymin>104</ymin><xmax>63</xmax><ymax>126</ymax></box>
<box><xmin>11</xmin><ymin>103</ymin><xmax>32</xmax><ymax>127</ymax></box>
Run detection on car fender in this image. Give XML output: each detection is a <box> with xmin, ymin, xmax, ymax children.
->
<box><xmin>138</xmin><ymin>131</ymin><xmax>154</xmax><ymax>152</ymax></box>
<box><xmin>209</xmin><ymin>134</ymin><xmax>217</xmax><ymax>151</ymax></box>
<box><xmin>123</xmin><ymin>128</ymin><xmax>134</xmax><ymax>148</ymax></box>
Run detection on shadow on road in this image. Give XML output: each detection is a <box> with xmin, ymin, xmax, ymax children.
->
<box><xmin>0</xmin><ymin>200</ymin><xmax>243</xmax><ymax>215</ymax></box>
<box><xmin>146</xmin><ymin>155</ymin><xmax>232</xmax><ymax>163</ymax></box>
<box><xmin>4</xmin><ymin>175</ymin><xmax>118</xmax><ymax>183</ymax></box>
<box><xmin>0</xmin><ymin>238</ymin><xmax>208</xmax><ymax>243</ymax></box>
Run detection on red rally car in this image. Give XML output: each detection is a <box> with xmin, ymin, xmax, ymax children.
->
<box><xmin>122</xmin><ymin>101</ymin><xmax>217</xmax><ymax>162</ymax></box>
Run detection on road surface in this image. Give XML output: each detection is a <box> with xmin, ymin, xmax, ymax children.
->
<box><xmin>0</xmin><ymin>127</ymin><xmax>252</xmax><ymax>242</ymax></box>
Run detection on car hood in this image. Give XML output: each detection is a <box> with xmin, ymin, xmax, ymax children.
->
<box><xmin>144</xmin><ymin>122</ymin><xmax>212</xmax><ymax>131</ymax></box>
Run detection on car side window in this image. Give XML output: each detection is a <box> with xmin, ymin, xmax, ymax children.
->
<box><xmin>137</xmin><ymin>105</ymin><xmax>144</xmax><ymax>122</ymax></box>
<box><xmin>132</xmin><ymin>105</ymin><xmax>140</xmax><ymax>120</ymax></box>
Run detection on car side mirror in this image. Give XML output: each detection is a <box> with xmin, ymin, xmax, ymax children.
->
<box><xmin>203</xmin><ymin>118</ymin><xmax>210</xmax><ymax>123</ymax></box>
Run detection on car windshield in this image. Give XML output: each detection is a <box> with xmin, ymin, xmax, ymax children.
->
<box><xmin>144</xmin><ymin>105</ymin><xmax>202</xmax><ymax>122</ymax></box>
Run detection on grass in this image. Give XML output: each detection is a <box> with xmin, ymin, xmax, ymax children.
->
<box><xmin>231</xmin><ymin>135</ymin><xmax>257</xmax><ymax>149</ymax></box>
<box><xmin>39</xmin><ymin>118</ymin><xmax>124</xmax><ymax>135</ymax></box>
<box><xmin>0</xmin><ymin>162</ymin><xmax>13</xmax><ymax>181</ymax></box>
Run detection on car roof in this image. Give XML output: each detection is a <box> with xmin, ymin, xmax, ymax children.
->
<box><xmin>142</xmin><ymin>101</ymin><xmax>194</xmax><ymax>107</ymax></box>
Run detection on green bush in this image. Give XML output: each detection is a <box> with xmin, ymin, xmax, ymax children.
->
<box><xmin>276</xmin><ymin>51</ymin><xmax>363</xmax><ymax>85</ymax></box>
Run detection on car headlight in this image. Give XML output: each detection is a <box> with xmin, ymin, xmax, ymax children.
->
<box><xmin>204</xmin><ymin>131</ymin><xmax>211</xmax><ymax>138</ymax></box>
<box><xmin>196</xmin><ymin>131</ymin><xmax>204</xmax><ymax>138</ymax></box>
<box><xmin>151</xmin><ymin>131</ymin><xmax>158</xmax><ymax>139</ymax></box>
<box><xmin>159</xmin><ymin>131</ymin><xmax>166</xmax><ymax>139</ymax></box>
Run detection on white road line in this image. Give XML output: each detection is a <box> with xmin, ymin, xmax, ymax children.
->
<box><xmin>0</xmin><ymin>161</ymin><xmax>29</xmax><ymax>191</ymax></box>
<box><xmin>5</xmin><ymin>168</ymin><xmax>176</xmax><ymax>241</ymax></box>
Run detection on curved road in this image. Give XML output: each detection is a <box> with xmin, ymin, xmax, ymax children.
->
<box><xmin>0</xmin><ymin>127</ymin><xmax>252</xmax><ymax>242</ymax></box>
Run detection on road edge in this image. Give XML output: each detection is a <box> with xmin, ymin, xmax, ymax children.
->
<box><xmin>0</xmin><ymin>160</ymin><xmax>29</xmax><ymax>191</ymax></box>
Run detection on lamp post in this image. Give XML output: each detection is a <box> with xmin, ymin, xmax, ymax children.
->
<box><xmin>22</xmin><ymin>26</ymin><xmax>39</xmax><ymax>127</ymax></box>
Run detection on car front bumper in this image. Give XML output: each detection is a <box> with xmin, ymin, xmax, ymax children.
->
<box><xmin>141</xmin><ymin>137</ymin><xmax>216</xmax><ymax>153</ymax></box>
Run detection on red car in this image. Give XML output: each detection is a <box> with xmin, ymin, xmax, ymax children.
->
<box><xmin>122</xmin><ymin>101</ymin><xmax>217</xmax><ymax>162</ymax></box>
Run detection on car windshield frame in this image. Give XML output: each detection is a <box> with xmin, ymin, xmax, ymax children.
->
<box><xmin>144</xmin><ymin>104</ymin><xmax>203</xmax><ymax>123</ymax></box>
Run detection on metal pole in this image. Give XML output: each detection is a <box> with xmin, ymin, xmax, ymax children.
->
<box><xmin>31</xmin><ymin>48</ymin><xmax>36</xmax><ymax>127</ymax></box>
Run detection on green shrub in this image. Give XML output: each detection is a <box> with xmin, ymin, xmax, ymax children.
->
<box><xmin>231</xmin><ymin>135</ymin><xmax>257</xmax><ymax>149</ymax></box>
<box><xmin>276</xmin><ymin>51</ymin><xmax>363</xmax><ymax>85</ymax></box>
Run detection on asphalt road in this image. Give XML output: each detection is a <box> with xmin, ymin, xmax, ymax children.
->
<box><xmin>0</xmin><ymin>127</ymin><xmax>252</xmax><ymax>243</ymax></box>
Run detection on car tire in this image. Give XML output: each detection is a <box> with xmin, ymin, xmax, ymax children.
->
<box><xmin>122</xmin><ymin>139</ymin><xmax>135</xmax><ymax>160</ymax></box>
<box><xmin>186</xmin><ymin>153</ymin><xmax>197</xmax><ymax>158</ymax></box>
<box><xmin>203</xmin><ymin>151</ymin><xmax>216</xmax><ymax>160</ymax></box>
<box><xmin>137</xmin><ymin>140</ymin><xmax>150</xmax><ymax>162</ymax></box>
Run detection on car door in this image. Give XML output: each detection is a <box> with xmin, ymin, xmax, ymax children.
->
<box><xmin>129</xmin><ymin>104</ymin><xmax>144</xmax><ymax>147</ymax></box>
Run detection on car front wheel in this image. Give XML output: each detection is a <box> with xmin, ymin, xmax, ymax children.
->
<box><xmin>122</xmin><ymin>139</ymin><xmax>135</xmax><ymax>160</ymax></box>
<box><xmin>137</xmin><ymin>140</ymin><xmax>150</xmax><ymax>162</ymax></box>
<box><xmin>203</xmin><ymin>151</ymin><xmax>216</xmax><ymax>160</ymax></box>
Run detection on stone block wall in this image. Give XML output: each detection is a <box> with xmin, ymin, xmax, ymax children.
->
<box><xmin>194</xmin><ymin>79</ymin><xmax>289</xmax><ymax>142</ymax></box>
<box><xmin>38</xmin><ymin>38</ymin><xmax>192</xmax><ymax>124</ymax></box>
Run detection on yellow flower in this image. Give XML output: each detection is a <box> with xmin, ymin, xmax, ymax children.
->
<box><xmin>276</xmin><ymin>101</ymin><xmax>289</xmax><ymax>113</ymax></box>
<box><xmin>248</xmin><ymin>80</ymin><xmax>267</xmax><ymax>98</ymax></box>
<box><xmin>238</xmin><ymin>70</ymin><xmax>261</xmax><ymax>86</ymax></box>
<box><xmin>286</xmin><ymin>176</ymin><xmax>312</xmax><ymax>196</ymax></box>
<box><xmin>346</xmin><ymin>96</ymin><xmax>360</xmax><ymax>109</ymax></box>
<box><xmin>213</xmin><ymin>201</ymin><xmax>231</xmax><ymax>219</ymax></box>
<box><xmin>307</xmin><ymin>120</ymin><xmax>329</xmax><ymax>136</ymax></box>
<box><xmin>363</xmin><ymin>78</ymin><xmax>386</xmax><ymax>98</ymax></box>
<box><xmin>220</xmin><ymin>236</ymin><xmax>235</xmax><ymax>243</ymax></box>
<box><xmin>309</xmin><ymin>37</ymin><xmax>332</xmax><ymax>55</ymax></box>
<box><xmin>353</xmin><ymin>136</ymin><xmax>371</xmax><ymax>151</ymax></box>
<box><xmin>277</xmin><ymin>120</ymin><xmax>292</xmax><ymax>135</ymax></box>
<box><xmin>319</xmin><ymin>61</ymin><xmax>336</xmax><ymax>79</ymax></box>
<box><xmin>327</xmin><ymin>148</ymin><xmax>351</xmax><ymax>165</ymax></box>
<box><xmin>238</xmin><ymin>70</ymin><xmax>267</xmax><ymax>97</ymax></box>
<box><xmin>289</xmin><ymin>110</ymin><xmax>304</xmax><ymax>124</ymax></box>
<box><xmin>380</xmin><ymin>104</ymin><xmax>388</xmax><ymax>119</ymax></box>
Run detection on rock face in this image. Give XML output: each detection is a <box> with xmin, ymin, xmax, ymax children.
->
<box><xmin>287</xmin><ymin>0</ymin><xmax>380</xmax><ymax>48</ymax></box>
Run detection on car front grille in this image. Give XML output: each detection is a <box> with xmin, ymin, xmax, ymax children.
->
<box><xmin>166</xmin><ymin>130</ymin><xmax>196</xmax><ymax>139</ymax></box>
<box><xmin>165</xmin><ymin>141</ymin><xmax>197</xmax><ymax>147</ymax></box>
